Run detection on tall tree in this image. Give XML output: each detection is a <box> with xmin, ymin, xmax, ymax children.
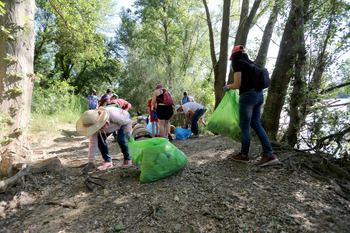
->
<box><xmin>255</xmin><ymin>0</ymin><xmax>282</xmax><ymax>66</ymax></box>
<box><xmin>115</xmin><ymin>0</ymin><xmax>212</xmax><ymax>112</ymax></box>
<box><xmin>202</xmin><ymin>0</ymin><xmax>231</xmax><ymax>108</ymax></box>
<box><xmin>34</xmin><ymin>0</ymin><xmax>115</xmax><ymax>81</ymax></box>
<box><xmin>228</xmin><ymin>0</ymin><xmax>272</xmax><ymax>84</ymax></box>
<box><xmin>286</xmin><ymin>0</ymin><xmax>350</xmax><ymax>146</ymax></box>
<box><xmin>286</xmin><ymin>0</ymin><xmax>309</xmax><ymax>146</ymax></box>
<box><xmin>132</xmin><ymin>0</ymin><xmax>205</xmax><ymax>86</ymax></box>
<box><xmin>234</xmin><ymin>0</ymin><xmax>263</xmax><ymax>46</ymax></box>
<box><xmin>261</xmin><ymin>0</ymin><xmax>311</xmax><ymax>140</ymax></box>
<box><xmin>0</xmin><ymin>0</ymin><xmax>35</xmax><ymax>175</ymax></box>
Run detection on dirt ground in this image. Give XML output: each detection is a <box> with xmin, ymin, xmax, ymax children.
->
<box><xmin>1</xmin><ymin>124</ymin><xmax>350</xmax><ymax>233</ymax></box>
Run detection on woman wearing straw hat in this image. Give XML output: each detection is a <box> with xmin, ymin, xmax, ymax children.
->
<box><xmin>76</xmin><ymin>107</ymin><xmax>133</xmax><ymax>173</ymax></box>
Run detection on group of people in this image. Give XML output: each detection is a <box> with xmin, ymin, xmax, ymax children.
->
<box><xmin>78</xmin><ymin>45</ymin><xmax>279</xmax><ymax>174</ymax></box>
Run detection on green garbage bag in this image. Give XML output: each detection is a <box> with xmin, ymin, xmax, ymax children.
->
<box><xmin>127</xmin><ymin>137</ymin><xmax>188</xmax><ymax>183</ymax></box>
<box><xmin>204</xmin><ymin>89</ymin><xmax>241</xmax><ymax>142</ymax></box>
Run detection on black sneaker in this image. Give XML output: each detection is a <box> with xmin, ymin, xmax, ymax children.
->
<box><xmin>168</xmin><ymin>134</ymin><xmax>173</xmax><ymax>141</ymax></box>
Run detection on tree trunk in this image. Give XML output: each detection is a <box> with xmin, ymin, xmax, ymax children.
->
<box><xmin>234</xmin><ymin>0</ymin><xmax>262</xmax><ymax>46</ymax></box>
<box><xmin>261</xmin><ymin>0</ymin><xmax>302</xmax><ymax>140</ymax></box>
<box><xmin>286</xmin><ymin>0</ymin><xmax>310</xmax><ymax>146</ymax></box>
<box><xmin>0</xmin><ymin>0</ymin><xmax>35</xmax><ymax>176</ymax></box>
<box><xmin>203</xmin><ymin>0</ymin><xmax>231</xmax><ymax>108</ymax></box>
<box><xmin>228</xmin><ymin>0</ymin><xmax>262</xmax><ymax>84</ymax></box>
<box><xmin>254</xmin><ymin>0</ymin><xmax>282</xmax><ymax>66</ymax></box>
<box><xmin>299</xmin><ymin>0</ymin><xmax>336</xmax><ymax>131</ymax></box>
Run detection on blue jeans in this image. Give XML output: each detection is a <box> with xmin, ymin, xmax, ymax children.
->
<box><xmin>191</xmin><ymin>108</ymin><xmax>207</xmax><ymax>135</ymax></box>
<box><xmin>239</xmin><ymin>89</ymin><xmax>272</xmax><ymax>156</ymax></box>
<box><xmin>99</xmin><ymin>125</ymin><xmax>131</xmax><ymax>162</ymax></box>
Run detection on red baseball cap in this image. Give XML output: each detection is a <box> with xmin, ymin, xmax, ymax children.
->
<box><xmin>229</xmin><ymin>45</ymin><xmax>246</xmax><ymax>60</ymax></box>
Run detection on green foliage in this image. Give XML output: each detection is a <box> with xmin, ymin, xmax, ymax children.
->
<box><xmin>304</xmin><ymin>98</ymin><xmax>349</xmax><ymax>158</ymax></box>
<box><xmin>9</xmin><ymin>86</ymin><xmax>23</xmax><ymax>96</ymax></box>
<box><xmin>31</xmin><ymin>76</ymin><xmax>85</xmax><ymax>115</ymax></box>
<box><xmin>29</xmin><ymin>75</ymin><xmax>86</xmax><ymax>137</ymax></box>
<box><xmin>114</xmin><ymin>0</ymin><xmax>214</xmax><ymax>115</ymax></box>
<box><xmin>0</xmin><ymin>1</ymin><xmax>5</xmax><ymax>16</ymax></box>
<box><xmin>34</xmin><ymin>0</ymin><xmax>116</xmax><ymax>81</ymax></box>
<box><xmin>71</xmin><ymin>56</ymin><xmax>126</xmax><ymax>96</ymax></box>
<box><xmin>0</xmin><ymin>113</ymin><xmax>13</xmax><ymax>146</ymax></box>
<box><xmin>9</xmin><ymin>71</ymin><xmax>25</xmax><ymax>80</ymax></box>
<box><xmin>3</xmin><ymin>53</ymin><xmax>19</xmax><ymax>64</ymax></box>
<box><xmin>1</xmin><ymin>26</ymin><xmax>15</xmax><ymax>40</ymax></box>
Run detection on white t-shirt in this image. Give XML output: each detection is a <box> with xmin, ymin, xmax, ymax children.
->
<box><xmin>182</xmin><ymin>102</ymin><xmax>204</xmax><ymax>114</ymax></box>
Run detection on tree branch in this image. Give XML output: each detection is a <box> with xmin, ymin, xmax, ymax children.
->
<box><xmin>48</xmin><ymin>0</ymin><xmax>76</xmax><ymax>32</ymax></box>
<box><xmin>0</xmin><ymin>164</ymin><xmax>30</xmax><ymax>192</ymax></box>
<box><xmin>320</xmin><ymin>81</ymin><xmax>350</xmax><ymax>94</ymax></box>
<box><xmin>202</xmin><ymin>0</ymin><xmax>217</xmax><ymax>67</ymax></box>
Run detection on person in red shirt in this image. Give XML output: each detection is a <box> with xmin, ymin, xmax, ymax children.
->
<box><xmin>110</xmin><ymin>94</ymin><xmax>131</xmax><ymax>111</ymax></box>
<box><xmin>107</xmin><ymin>94</ymin><xmax>132</xmax><ymax>142</ymax></box>
<box><xmin>147</xmin><ymin>98</ymin><xmax>159</xmax><ymax>136</ymax></box>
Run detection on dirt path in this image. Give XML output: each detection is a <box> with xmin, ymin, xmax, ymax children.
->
<box><xmin>1</xmin><ymin>129</ymin><xmax>350</xmax><ymax>232</ymax></box>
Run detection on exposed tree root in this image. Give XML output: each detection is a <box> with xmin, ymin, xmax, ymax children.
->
<box><xmin>0</xmin><ymin>157</ymin><xmax>64</xmax><ymax>192</ymax></box>
<box><xmin>0</xmin><ymin>164</ymin><xmax>30</xmax><ymax>193</ymax></box>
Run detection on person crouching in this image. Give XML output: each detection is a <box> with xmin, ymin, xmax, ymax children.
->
<box><xmin>76</xmin><ymin>107</ymin><xmax>133</xmax><ymax>174</ymax></box>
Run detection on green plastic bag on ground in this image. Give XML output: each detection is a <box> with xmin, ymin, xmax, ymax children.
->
<box><xmin>204</xmin><ymin>89</ymin><xmax>241</xmax><ymax>142</ymax></box>
<box><xmin>127</xmin><ymin>137</ymin><xmax>188</xmax><ymax>183</ymax></box>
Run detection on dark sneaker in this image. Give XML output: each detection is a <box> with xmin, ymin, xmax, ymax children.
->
<box><xmin>189</xmin><ymin>134</ymin><xmax>199</xmax><ymax>138</ymax></box>
<box><xmin>231</xmin><ymin>153</ymin><xmax>249</xmax><ymax>163</ymax></box>
<box><xmin>168</xmin><ymin>134</ymin><xmax>173</xmax><ymax>141</ymax></box>
<box><xmin>255</xmin><ymin>154</ymin><xmax>280</xmax><ymax>167</ymax></box>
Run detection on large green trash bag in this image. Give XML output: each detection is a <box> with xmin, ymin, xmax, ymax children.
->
<box><xmin>127</xmin><ymin>137</ymin><xmax>188</xmax><ymax>183</ymax></box>
<box><xmin>204</xmin><ymin>89</ymin><xmax>241</xmax><ymax>142</ymax></box>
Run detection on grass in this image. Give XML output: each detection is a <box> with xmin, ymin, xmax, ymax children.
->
<box><xmin>27</xmin><ymin>111</ymin><xmax>81</xmax><ymax>147</ymax></box>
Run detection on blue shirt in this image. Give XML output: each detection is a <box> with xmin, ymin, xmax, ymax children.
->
<box><xmin>88</xmin><ymin>95</ymin><xmax>99</xmax><ymax>109</ymax></box>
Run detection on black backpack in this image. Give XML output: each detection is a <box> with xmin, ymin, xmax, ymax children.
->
<box><xmin>241</xmin><ymin>60</ymin><xmax>270</xmax><ymax>90</ymax></box>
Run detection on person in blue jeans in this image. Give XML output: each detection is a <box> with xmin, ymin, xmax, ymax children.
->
<box><xmin>97</xmin><ymin>124</ymin><xmax>130</xmax><ymax>163</ymax></box>
<box><xmin>76</xmin><ymin>107</ymin><xmax>133</xmax><ymax>174</ymax></box>
<box><xmin>176</xmin><ymin>102</ymin><xmax>207</xmax><ymax>138</ymax></box>
<box><xmin>223</xmin><ymin>45</ymin><xmax>279</xmax><ymax>167</ymax></box>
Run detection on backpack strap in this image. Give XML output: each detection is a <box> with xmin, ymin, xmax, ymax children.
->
<box><xmin>156</xmin><ymin>89</ymin><xmax>165</xmax><ymax>103</ymax></box>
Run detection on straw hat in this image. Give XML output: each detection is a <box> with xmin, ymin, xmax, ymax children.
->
<box><xmin>76</xmin><ymin>109</ymin><xmax>108</xmax><ymax>136</ymax></box>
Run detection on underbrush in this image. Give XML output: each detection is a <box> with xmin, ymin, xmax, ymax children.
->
<box><xmin>28</xmin><ymin>78</ymin><xmax>86</xmax><ymax>144</ymax></box>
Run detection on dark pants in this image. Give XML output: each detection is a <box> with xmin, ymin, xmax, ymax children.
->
<box><xmin>98</xmin><ymin>125</ymin><xmax>131</xmax><ymax>162</ymax></box>
<box><xmin>191</xmin><ymin>108</ymin><xmax>207</xmax><ymax>135</ymax></box>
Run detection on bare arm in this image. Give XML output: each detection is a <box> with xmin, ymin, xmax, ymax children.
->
<box><xmin>151</xmin><ymin>91</ymin><xmax>158</xmax><ymax>109</ymax></box>
<box><xmin>227</xmin><ymin>72</ymin><xmax>242</xmax><ymax>89</ymax></box>
<box><xmin>188</xmin><ymin>109</ymin><xmax>195</xmax><ymax>121</ymax></box>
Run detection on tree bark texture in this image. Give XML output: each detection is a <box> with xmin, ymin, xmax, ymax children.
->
<box><xmin>234</xmin><ymin>0</ymin><xmax>262</xmax><ymax>46</ymax></box>
<box><xmin>228</xmin><ymin>0</ymin><xmax>262</xmax><ymax>84</ymax></box>
<box><xmin>299</xmin><ymin>0</ymin><xmax>336</xmax><ymax>132</ymax></box>
<box><xmin>286</xmin><ymin>0</ymin><xmax>310</xmax><ymax>146</ymax></box>
<box><xmin>254</xmin><ymin>0</ymin><xmax>282</xmax><ymax>66</ymax></box>
<box><xmin>261</xmin><ymin>0</ymin><xmax>302</xmax><ymax>140</ymax></box>
<box><xmin>203</xmin><ymin>0</ymin><xmax>231</xmax><ymax>108</ymax></box>
<box><xmin>0</xmin><ymin>0</ymin><xmax>35</xmax><ymax>176</ymax></box>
